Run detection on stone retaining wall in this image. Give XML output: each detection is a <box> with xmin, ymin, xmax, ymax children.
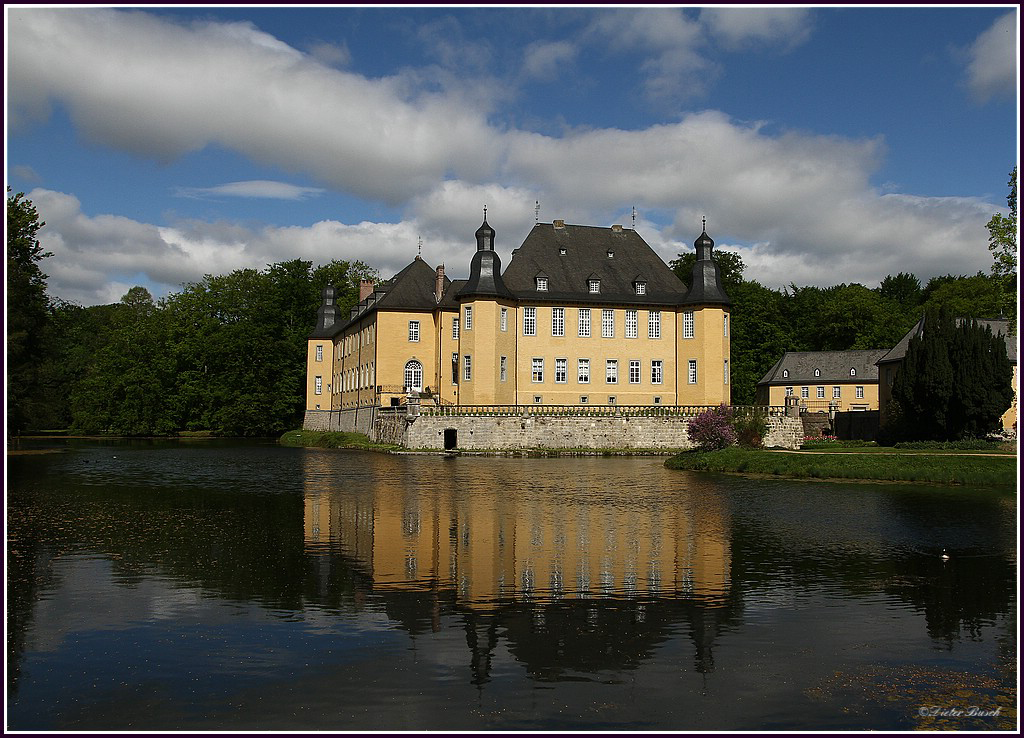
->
<box><xmin>302</xmin><ymin>407</ymin><xmax>376</xmax><ymax>436</ymax></box>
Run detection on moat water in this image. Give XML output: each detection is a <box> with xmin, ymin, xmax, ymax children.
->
<box><xmin>6</xmin><ymin>439</ymin><xmax>1017</xmax><ymax>731</ymax></box>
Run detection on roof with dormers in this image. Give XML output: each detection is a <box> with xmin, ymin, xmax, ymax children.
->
<box><xmin>500</xmin><ymin>222</ymin><xmax>688</xmax><ymax>306</ymax></box>
<box><xmin>757</xmin><ymin>350</ymin><xmax>889</xmax><ymax>387</ymax></box>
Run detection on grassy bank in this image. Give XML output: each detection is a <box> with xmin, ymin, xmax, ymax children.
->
<box><xmin>278</xmin><ymin>429</ymin><xmax>397</xmax><ymax>450</ymax></box>
<box><xmin>665</xmin><ymin>447</ymin><xmax>1017</xmax><ymax>488</ymax></box>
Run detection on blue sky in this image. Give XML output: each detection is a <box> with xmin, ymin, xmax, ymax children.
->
<box><xmin>5</xmin><ymin>5</ymin><xmax>1018</xmax><ymax>306</ymax></box>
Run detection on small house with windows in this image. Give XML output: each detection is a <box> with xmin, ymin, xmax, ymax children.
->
<box><xmin>755</xmin><ymin>350</ymin><xmax>888</xmax><ymax>412</ymax></box>
<box><xmin>305</xmin><ymin>216</ymin><xmax>733</xmax><ymax>427</ymax></box>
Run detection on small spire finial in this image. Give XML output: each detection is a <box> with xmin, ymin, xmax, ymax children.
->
<box><xmin>632</xmin><ymin>206</ymin><xmax>637</xmax><ymax>229</ymax></box>
<box><xmin>483</xmin><ymin>205</ymin><xmax>487</xmax><ymax>221</ymax></box>
<box><xmin>535</xmin><ymin>200</ymin><xmax>540</xmax><ymax>224</ymax></box>
<box><xmin>417</xmin><ymin>235</ymin><xmax>422</xmax><ymax>257</ymax></box>
<box><xmin>702</xmin><ymin>216</ymin><xmax>707</xmax><ymax>232</ymax></box>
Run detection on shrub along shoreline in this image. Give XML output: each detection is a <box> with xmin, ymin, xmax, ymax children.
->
<box><xmin>664</xmin><ymin>447</ymin><xmax>1016</xmax><ymax>488</ymax></box>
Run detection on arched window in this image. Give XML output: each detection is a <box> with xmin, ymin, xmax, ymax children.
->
<box><xmin>850</xmin><ymin>368</ymin><xmax>857</xmax><ymax>376</ymax></box>
<box><xmin>782</xmin><ymin>369</ymin><xmax>789</xmax><ymax>378</ymax></box>
<box><xmin>814</xmin><ymin>368</ymin><xmax>821</xmax><ymax>377</ymax></box>
<box><xmin>404</xmin><ymin>360</ymin><xmax>423</xmax><ymax>392</ymax></box>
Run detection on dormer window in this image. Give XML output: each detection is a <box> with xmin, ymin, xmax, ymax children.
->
<box><xmin>607</xmin><ymin>250</ymin><xmax>615</xmax><ymax>258</ymax></box>
<box><xmin>588</xmin><ymin>279</ymin><xmax>601</xmax><ymax>293</ymax></box>
<box><xmin>782</xmin><ymin>369</ymin><xmax>789</xmax><ymax>378</ymax></box>
<box><xmin>814</xmin><ymin>368</ymin><xmax>821</xmax><ymax>377</ymax></box>
<box><xmin>635</xmin><ymin>281</ymin><xmax>647</xmax><ymax>295</ymax></box>
<box><xmin>850</xmin><ymin>368</ymin><xmax>857</xmax><ymax>376</ymax></box>
<box><xmin>559</xmin><ymin>247</ymin><xmax>567</xmax><ymax>256</ymax></box>
<box><xmin>536</xmin><ymin>276</ymin><xmax>548</xmax><ymax>291</ymax></box>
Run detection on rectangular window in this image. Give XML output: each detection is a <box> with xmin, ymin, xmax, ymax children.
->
<box><xmin>602</xmin><ymin>309</ymin><xmax>614</xmax><ymax>338</ymax></box>
<box><xmin>648</xmin><ymin>310</ymin><xmax>661</xmax><ymax>339</ymax></box>
<box><xmin>536</xmin><ymin>276</ymin><xmax>548</xmax><ymax>291</ymax></box>
<box><xmin>408</xmin><ymin>320</ymin><xmax>420</xmax><ymax>342</ymax></box>
<box><xmin>833</xmin><ymin>386</ymin><xmax>841</xmax><ymax>399</ymax></box>
<box><xmin>625</xmin><ymin>309</ymin><xmax>638</xmax><ymax>338</ymax></box>
<box><xmin>801</xmin><ymin>386</ymin><xmax>809</xmax><ymax>398</ymax></box>
<box><xmin>464</xmin><ymin>306</ymin><xmax>473</xmax><ymax>330</ymax></box>
<box><xmin>817</xmin><ymin>386</ymin><xmax>825</xmax><ymax>399</ymax></box>
<box><xmin>651</xmin><ymin>360</ymin><xmax>663</xmax><ymax>385</ymax></box>
<box><xmin>551</xmin><ymin>307</ymin><xmax>565</xmax><ymax>337</ymax></box>
<box><xmin>464</xmin><ymin>354</ymin><xmax>472</xmax><ymax>382</ymax></box>
<box><xmin>315</xmin><ymin>376</ymin><xmax>323</xmax><ymax>395</ymax></box>
<box><xmin>683</xmin><ymin>311</ymin><xmax>694</xmax><ymax>339</ymax></box>
<box><xmin>532</xmin><ymin>357</ymin><xmax>544</xmax><ymax>383</ymax></box>
<box><xmin>523</xmin><ymin>307</ymin><xmax>536</xmax><ymax>336</ymax></box>
<box><xmin>589</xmin><ymin>279</ymin><xmax>601</xmax><ymax>293</ymax></box>
<box><xmin>578</xmin><ymin>359</ymin><xmax>590</xmax><ymax>384</ymax></box>
<box><xmin>724</xmin><ymin>359</ymin><xmax>729</xmax><ymax>384</ymax></box>
<box><xmin>534</xmin><ymin>396</ymin><xmax>542</xmax><ymax>404</ymax></box>
<box><xmin>724</xmin><ymin>314</ymin><xmax>729</xmax><ymax>337</ymax></box>
<box><xmin>555</xmin><ymin>358</ymin><xmax>567</xmax><ymax>383</ymax></box>
<box><xmin>580</xmin><ymin>395</ymin><xmax>588</xmax><ymax>404</ymax></box>
<box><xmin>856</xmin><ymin>385</ymin><xmax>864</xmax><ymax>399</ymax></box>
<box><xmin>452</xmin><ymin>318</ymin><xmax>460</xmax><ymax>340</ymax></box>
<box><xmin>608</xmin><ymin>396</ymin><xmax>616</xmax><ymax>405</ymax></box>
<box><xmin>452</xmin><ymin>353</ymin><xmax>459</xmax><ymax>384</ymax></box>
<box><xmin>635</xmin><ymin>282</ymin><xmax>646</xmax><ymax>295</ymax></box>
<box><xmin>606</xmin><ymin>359</ymin><xmax>618</xmax><ymax>384</ymax></box>
<box><xmin>629</xmin><ymin>360</ymin><xmax>641</xmax><ymax>384</ymax></box>
<box><xmin>785</xmin><ymin>386</ymin><xmax>793</xmax><ymax>397</ymax></box>
<box><xmin>500</xmin><ymin>356</ymin><xmax>507</xmax><ymax>382</ymax></box>
<box><xmin>500</xmin><ymin>307</ymin><xmax>508</xmax><ymax>332</ymax></box>
<box><xmin>688</xmin><ymin>360</ymin><xmax>697</xmax><ymax>384</ymax></box>
<box><xmin>578</xmin><ymin>308</ymin><xmax>591</xmax><ymax>337</ymax></box>
<box><xmin>315</xmin><ymin>344</ymin><xmax>323</xmax><ymax>362</ymax></box>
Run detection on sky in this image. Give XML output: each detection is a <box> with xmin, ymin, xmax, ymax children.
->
<box><xmin>5</xmin><ymin>5</ymin><xmax>1019</xmax><ymax>307</ymax></box>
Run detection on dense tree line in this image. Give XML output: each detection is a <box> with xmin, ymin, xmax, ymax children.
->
<box><xmin>7</xmin><ymin>170</ymin><xmax>1016</xmax><ymax>438</ymax></box>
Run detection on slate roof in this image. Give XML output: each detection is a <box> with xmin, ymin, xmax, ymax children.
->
<box><xmin>500</xmin><ymin>222</ymin><xmax>689</xmax><ymax>306</ymax></box>
<box><xmin>757</xmin><ymin>350</ymin><xmax>889</xmax><ymax>386</ymax></box>
<box><xmin>876</xmin><ymin>317</ymin><xmax>1017</xmax><ymax>366</ymax></box>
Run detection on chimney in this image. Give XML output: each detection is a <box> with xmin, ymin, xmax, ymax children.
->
<box><xmin>359</xmin><ymin>279</ymin><xmax>375</xmax><ymax>301</ymax></box>
<box><xmin>611</xmin><ymin>224</ymin><xmax>623</xmax><ymax>232</ymax></box>
<box><xmin>435</xmin><ymin>264</ymin><xmax>446</xmax><ymax>303</ymax></box>
<box><xmin>553</xmin><ymin>219</ymin><xmax>565</xmax><ymax>229</ymax></box>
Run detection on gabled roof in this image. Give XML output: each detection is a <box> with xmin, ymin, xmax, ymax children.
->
<box><xmin>757</xmin><ymin>350</ymin><xmax>889</xmax><ymax>386</ymax></box>
<box><xmin>876</xmin><ymin>317</ymin><xmax>1017</xmax><ymax>366</ymax></box>
<box><xmin>500</xmin><ymin>222</ymin><xmax>688</xmax><ymax>306</ymax></box>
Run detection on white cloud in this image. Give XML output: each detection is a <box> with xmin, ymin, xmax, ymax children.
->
<box><xmin>699</xmin><ymin>7</ymin><xmax>814</xmax><ymax>52</ymax></box>
<box><xmin>522</xmin><ymin>40</ymin><xmax>578</xmax><ymax>81</ymax></box>
<box><xmin>174</xmin><ymin>180</ymin><xmax>325</xmax><ymax>201</ymax></box>
<box><xmin>963</xmin><ymin>11</ymin><xmax>1017</xmax><ymax>102</ymax></box>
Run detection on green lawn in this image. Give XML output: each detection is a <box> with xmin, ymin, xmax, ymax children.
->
<box><xmin>665</xmin><ymin>447</ymin><xmax>1017</xmax><ymax>488</ymax></box>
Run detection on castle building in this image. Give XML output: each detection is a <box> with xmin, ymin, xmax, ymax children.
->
<box><xmin>305</xmin><ymin>217</ymin><xmax>731</xmax><ymax>421</ymax></box>
<box><xmin>755</xmin><ymin>349</ymin><xmax>889</xmax><ymax>413</ymax></box>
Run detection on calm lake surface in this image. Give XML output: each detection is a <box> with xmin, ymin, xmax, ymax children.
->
<box><xmin>6</xmin><ymin>440</ymin><xmax>1017</xmax><ymax>731</ymax></box>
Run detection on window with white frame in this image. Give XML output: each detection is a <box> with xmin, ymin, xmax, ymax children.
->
<box><xmin>606</xmin><ymin>359</ymin><xmax>618</xmax><ymax>384</ymax></box>
<box><xmin>555</xmin><ymin>358</ymin><xmax>567</xmax><ymax>383</ymax></box>
<box><xmin>500</xmin><ymin>356</ymin><xmax>507</xmax><ymax>382</ymax></box>
<box><xmin>850</xmin><ymin>368</ymin><xmax>856</xmax><ymax>376</ymax></box>
<box><xmin>532</xmin><ymin>357</ymin><xmax>544</xmax><ymax>383</ymax></box>
<box><xmin>625</xmin><ymin>309</ymin><xmax>638</xmax><ymax>338</ymax></box>
<box><xmin>724</xmin><ymin>359</ymin><xmax>729</xmax><ymax>384</ymax></box>
<box><xmin>651</xmin><ymin>360</ymin><xmax>663</xmax><ymax>384</ymax></box>
<box><xmin>856</xmin><ymin>385</ymin><xmax>864</xmax><ymax>399</ymax></box>
<box><xmin>500</xmin><ymin>307</ymin><xmax>508</xmax><ymax>332</ymax></box>
<box><xmin>814</xmin><ymin>368</ymin><xmax>821</xmax><ymax>377</ymax></box>
<box><xmin>315</xmin><ymin>376</ymin><xmax>323</xmax><ymax>395</ymax></box>
<box><xmin>523</xmin><ymin>307</ymin><xmax>536</xmax><ymax>336</ymax></box>
<box><xmin>552</xmin><ymin>307</ymin><xmax>565</xmax><ymax>337</ymax></box>
<box><xmin>688</xmin><ymin>359</ymin><xmax>697</xmax><ymax>384</ymax></box>
<box><xmin>833</xmin><ymin>386</ymin><xmax>841</xmax><ymax>399</ymax></box>
<box><xmin>724</xmin><ymin>314</ymin><xmax>729</xmax><ymax>337</ymax></box>
<box><xmin>452</xmin><ymin>318</ymin><xmax>459</xmax><ymax>340</ymax></box>
<box><xmin>785</xmin><ymin>386</ymin><xmax>793</xmax><ymax>397</ymax></box>
<box><xmin>464</xmin><ymin>306</ymin><xmax>473</xmax><ymax>330</ymax></box>
<box><xmin>536</xmin><ymin>276</ymin><xmax>548</xmax><ymax>291</ymax></box>
<box><xmin>635</xmin><ymin>281</ymin><xmax>646</xmax><ymax>295</ymax></box>
<box><xmin>578</xmin><ymin>358</ymin><xmax>590</xmax><ymax>384</ymax></box>
<box><xmin>608</xmin><ymin>396</ymin><xmax>616</xmax><ymax>405</ymax></box>
<box><xmin>578</xmin><ymin>308</ymin><xmax>591</xmax><ymax>337</ymax></box>
<box><xmin>683</xmin><ymin>311</ymin><xmax>694</xmax><ymax>339</ymax></box>
<box><xmin>602</xmin><ymin>309</ymin><xmax>614</xmax><ymax>338</ymax></box>
<box><xmin>408</xmin><ymin>320</ymin><xmax>420</xmax><ymax>342</ymax></box>
<box><xmin>580</xmin><ymin>395</ymin><xmax>588</xmax><ymax>403</ymax></box>
<box><xmin>648</xmin><ymin>310</ymin><xmax>661</xmax><ymax>339</ymax></box>
<box><xmin>452</xmin><ymin>353</ymin><xmax>459</xmax><ymax>384</ymax></box>
<box><xmin>629</xmin><ymin>360</ymin><xmax>641</xmax><ymax>384</ymax></box>
<box><xmin>464</xmin><ymin>354</ymin><xmax>472</xmax><ymax>382</ymax></box>
<box><xmin>315</xmin><ymin>344</ymin><xmax>323</xmax><ymax>362</ymax></box>
<box><xmin>589</xmin><ymin>279</ymin><xmax>601</xmax><ymax>293</ymax></box>
<box><xmin>801</xmin><ymin>386</ymin><xmax>809</xmax><ymax>398</ymax></box>
<box><xmin>817</xmin><ymin>386</ymin><xmax>825</xmax><ymax>398</ymax></box>
<box><xmin>404</xmin><ymin>360</ymin><xmax>423</xmax><ymax>391</ymax></box>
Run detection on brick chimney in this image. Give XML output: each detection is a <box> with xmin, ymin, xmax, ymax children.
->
<box><xmin>435</xmin><ymin>264</ymin><xmax>446</xmax><ymax>303</ymax></box>
<box><xmin>359</xmin><ymin>279</ymin><xmax>375</xmax><ymax>301</ymax></box>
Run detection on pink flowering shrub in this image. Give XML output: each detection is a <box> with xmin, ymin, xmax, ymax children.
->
<box><xmin>687</xmin><ymin>406</ymin><xmax>737</xmax><ymax>451</ymax></box>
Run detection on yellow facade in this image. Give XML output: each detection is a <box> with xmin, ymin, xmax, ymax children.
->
<box><xmin>762</xmin><ymin>381</ymin><xmax>880</xmax><ymax>412</ymax></box>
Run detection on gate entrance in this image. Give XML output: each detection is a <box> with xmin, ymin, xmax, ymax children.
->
<box><xmin>443</xmin><ymin>428</ymin><xmax>457</xmax><ymax>450</ymax></box>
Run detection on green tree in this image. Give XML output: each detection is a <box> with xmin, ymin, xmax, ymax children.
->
<box><xmin>986</xmin><ymin>166</ymin><xmax>1017</xmax><ymax>329</ymax></box>
<box><xmin>878</xmin><ymin>272</ymin><xmax>922</xmax><ymax>308</ymax></box>
<box><xmin>920</xmin><ymin>273</ymin><xmax>1002</xmax><ymax>319</ymax></box>
<box><xmin>889</xmin><ymin>306</ymin><xmax>1012</xmax><ymax>441</ymax></box>
<box><xmin>670</xmin><ymin>249</ymin><xmax>745</xmax><ymax>295</ymax></box>
<box><xmin>6</xmin><ymin>188</ymin><xmax>51</xmax><ymax>435</ymax></box>
<box><xmin>728</xmin><ymin>280</ymin><xmax>794</xmax><ymax>405</ymax></box>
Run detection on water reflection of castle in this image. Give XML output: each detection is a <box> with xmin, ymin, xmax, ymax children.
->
<box><xmin>302</xmin><ymin>452</ymin><xmax>738</xmax><ymax>681</ymax></box>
